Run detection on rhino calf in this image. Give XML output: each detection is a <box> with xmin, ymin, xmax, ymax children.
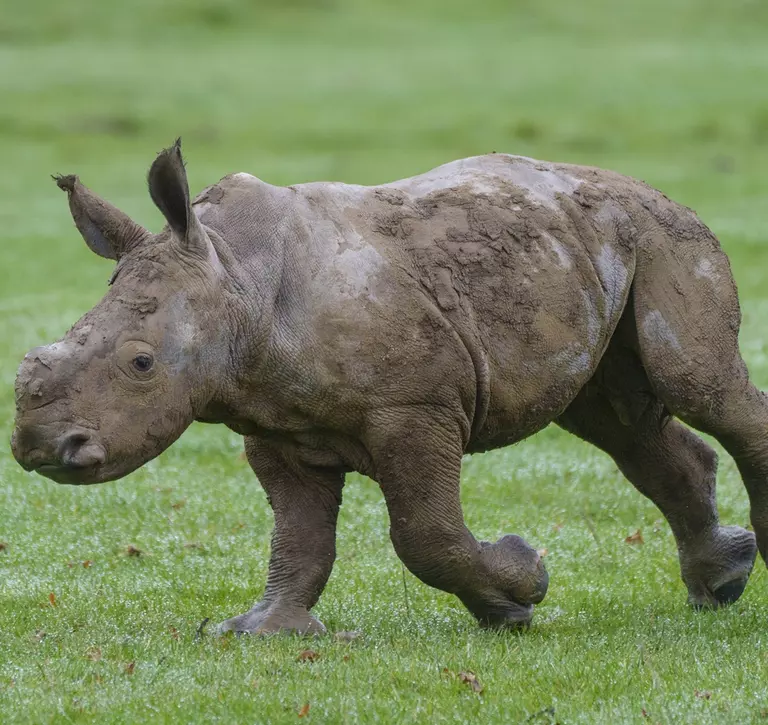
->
<box><xmin>11</xmin><ymin>140</ymin><xmax>765</xmax><ymax>633</ymax></box>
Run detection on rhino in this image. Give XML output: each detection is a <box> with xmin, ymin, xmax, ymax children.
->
<box><xmin>11</xmin><ymin>140</ymin><xmax>765</xmax><ymax>634</ymax></box>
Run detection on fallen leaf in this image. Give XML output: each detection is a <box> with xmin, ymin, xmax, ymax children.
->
<box><xmin>86</xmin><ymin>647</ymin><xmax>102</xmax><ymax>662</ymax></box>
<box><xmin>625</xmin><ymin>529</ymin><xmax>644</xmax><ymax>545</ymax></box>
<box><xmin>33</xmin><ymin>630</ymin><xmax>47</xmax><ymax>643</ymax></box>
<box><xmin>215</xmin><ymin>634</ymin><xmax>233</xmax><ymax>650</ymax></box>
<box><xmin>124</xmin><ymin>661</ymin><xmax>135</xmax><ymax>675</ymax></box>
<box><xmin>537</xmin><ymin>548</ymin><xmax>549</xmax><ymax>558</ymax></box>
<box><xmin>169</xmin><ymin>626</ymin><xmax>180</xmax><ymax>640</ymax></box>
<box><xmin>695</xmin><ymin>690</ymin><xmax>712</xmax><ymax>700</ymax></box>
<box><xmin>342</xmin><ymin>654</ymin><xmax>350</xmax><ymax>662</ymax></box>
<box><xmin>48</xmin><ymin>592</ymin><xmax>57</xmax><ymax>607</ymax></box>
<box><xmin>641</xmin><ymin>708</ymin><xmax>649</xmax><ymax>718</ymax></box>
<box><xmin>0</xmin><ymin>542</ymin><xmax>8</xmax><ymax>552</ymax></box>
<box><xmin>334</xmin><ymin>630</ymin><xmax>363</xmax><ymax>643</ymax></box>
<box><xmin>171</xmin><ymin>499</ymin><xmax>186</xmax><ymax>510</ymax></box>
<box><xmin>298</xmin><ymin>703</ymin><xmax>310</xmax><ymax>718</ymax></box>
<box><xmin>458</xmin><ymin>671</ymin><xmax>483</xmax><ymax>694</ymax></box>
<box><xmin>125</xmin><ymin>545</ymin><xmax>143</xmax><ymax>557</ymax></box>
<box><xmin>83</xmin><ymin>560</ymin><xmax>93</xmax><ymax>568</ymax></box>
<box><xmin>297</xmin><ymin>650</ymin><xmax>320</xmax><ymax>663</ymax></box>
<box><xmin>232</xmin><ymin>522</ymin><xmax>246</xmax><ymax>531</ymax></box>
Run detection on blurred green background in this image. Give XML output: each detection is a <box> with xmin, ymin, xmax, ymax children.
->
<box><xmin>2</xmin><ymin>1</ymin><xmax>768</xmax><ymax>723</ymax></box>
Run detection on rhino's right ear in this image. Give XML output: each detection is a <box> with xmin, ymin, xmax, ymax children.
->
<box><xmin>54</xmin><ymin>175</ymin><xmax>151</xmax><ymax>260</ymax></box>
<box><xmin>147</xmin><ymin>138</ymin><xmax>208</xmax><ymax>258</ymax></box>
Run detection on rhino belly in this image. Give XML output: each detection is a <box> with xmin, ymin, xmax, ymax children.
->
<box><xmin>465</xmin><ymin>243</ymin><xmax>635</xmax><ymax>453</ymax></box>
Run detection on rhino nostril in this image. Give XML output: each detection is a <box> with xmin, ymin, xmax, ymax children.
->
<box><xmin>58</xmin><ymin>431</ymin><xmax>106</xmax><ymax>469</ymax></box>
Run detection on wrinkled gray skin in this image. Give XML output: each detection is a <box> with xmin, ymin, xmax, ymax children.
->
<box><xmin>12</xmin><ymin>140</ymin><xmax>766</xmax><ymax>634</ymax></box>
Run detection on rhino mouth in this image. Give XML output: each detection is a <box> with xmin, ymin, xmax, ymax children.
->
<box><xmin>33</xmin><ymin>462</ymin><xmax>104</xmax><ymax>485</ymax></box>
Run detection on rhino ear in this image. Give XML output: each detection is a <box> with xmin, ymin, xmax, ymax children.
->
<box><xmin>147</xmin><ymin>139</ymin><xmax>208</xmax><ymax>257</ymax></box>
<box><xmin>54</xmin><ymin>175</ymin><xmax>151</xmax><ymax>260</ymax></box>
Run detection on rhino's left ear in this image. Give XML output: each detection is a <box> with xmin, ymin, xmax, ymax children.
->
<box><xmin>147</xmin><ymin>138</ymin><xmax>208</xmax><ymax>257</ymax></box>
<box><xmin>54</xmin><ymin>175</ymin><xmax>151</xmax><ymax>260</ymax></box>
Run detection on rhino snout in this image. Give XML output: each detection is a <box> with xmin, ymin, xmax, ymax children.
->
<box><xmin>11</xmin><ymin>421</ymin><xmax>106</xmax><ymax>485</ymax></box>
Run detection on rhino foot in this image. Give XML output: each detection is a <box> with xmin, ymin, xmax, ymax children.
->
<box><xmin>217</xmin><ymin>601</ymin><xmax>326</xmax><ymax>636</ymax></box>
<box><xmin>681</xmin><ymin>525</ymin><xmax>757</xmax><ymax>609</ymax></box>
<box><xmin>461</xmin><ymin>534</ymin><xmax>549</xmax><ymax>630</ymax></box>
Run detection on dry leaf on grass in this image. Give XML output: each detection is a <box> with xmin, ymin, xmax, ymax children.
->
<box><xmin>171</xmin><ymin>499</ymin><xmax>186</xmax><ymax>510</ymax></box>
<box><xmin>125</xmin><ymin>545</ymin><xmax>143</xmax><ymax>557</ymax></box>
<box><xmin>458</xmin><ymin>671</ymin><xmax>484</xmax><ymax>694</ymax></box>
<box><xmin>298</xmin><ymin>703</ymin><xmax>310</xmax><ymax>718</ymax></box>
<box><xmin>169</xmin><ymin>626</ymin><xmax>180</xmax><ymax>640</ymax></box>
<box><xmin>124</xmin><ymin>662</ymin><xmax>135</xmax><ymax>675</ymax></box>
<box><xmin>625</xmin><ymin>529</ymin><xmax>644</xmax><ymax>545</ymax></box>
<box><xmin>33</xmin><ymin>630</ymin><xmax>47</xmax><ymax>643</ymax></box>
<box><xmin>537</xmin><ymin>548</ymin><xmax>549</xmax><ymax>558</ymax></box>
<box><xmin>48</xmin><ymin>592</ymin><xmax>57</xmax><ymax>607</ymax></box>
<box><xmin>695</xmin><ymin>690</ymin><xmax>712</xmax><ymax>700</ymax></box>
<box><xmin>86</xmin><ymin>647</ymin><xmax>102</xmax><ymax>662</ymax></box>
<box><xmin>0</xmin><ymin>542</ymin><xmax>7</xmax><ymax>552</ymax></box>
<box><xmin>297</xmin><ymin>650</ymin><xmax>321</xmax><ymax>663</ymax></box>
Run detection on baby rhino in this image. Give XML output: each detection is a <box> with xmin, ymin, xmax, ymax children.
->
<box><xmin>11</xmin><ymin>140</ymin><xmax>766</xmax><ymax>634</ymax></box>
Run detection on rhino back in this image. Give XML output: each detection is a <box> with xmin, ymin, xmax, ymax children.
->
<box><xmin>365</xmin><ymin>154</ymin><xmax>641</xmax><ymax>446</ymax></box>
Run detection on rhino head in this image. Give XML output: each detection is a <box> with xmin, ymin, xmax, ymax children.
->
<box><xmin>11</xmin><ymin>140</ymin><xmax>241</xmax><ymax>484</ymax></box>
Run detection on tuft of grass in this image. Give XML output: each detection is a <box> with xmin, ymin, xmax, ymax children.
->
<box><xmin>1</xmin><ymin>0</ymin><xmax>768</xmax><ymax>722</ymax></box>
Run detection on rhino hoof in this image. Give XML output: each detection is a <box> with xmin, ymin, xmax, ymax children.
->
<box><xmin>217</xmin><ymin>602</ymin><xmax>326</xmax><ymax>636</ymax></box>
<box><xmin>684</xmin><ymin>525</ymin><xmax>757</xmax><ymax>609</ymax></box>
<box><xmin>475</xmin><ymin>601</ymin><xmax>535</xmax><ymax>631</ymax></box>
<box><xmin>712</xmin><ymin>577</ymin><xmax>750</xmax><ymax>607</ymax></box>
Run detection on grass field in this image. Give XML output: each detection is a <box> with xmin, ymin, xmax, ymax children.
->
<box><xmin>2</xmin><ymin>0</ymin><xmax>768</xmax><ymax>722</ymax></box>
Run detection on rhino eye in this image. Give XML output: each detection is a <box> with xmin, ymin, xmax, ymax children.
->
<box><xmin>132</xmin><ymin>353</ymin><xmax>154</xmax><ymax>373</ymax></box>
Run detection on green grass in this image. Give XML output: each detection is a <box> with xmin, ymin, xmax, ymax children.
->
<box><xmin>2</xmin><ymin>0</ymin><xmax>768</xmax><ymax>722</ymax></box>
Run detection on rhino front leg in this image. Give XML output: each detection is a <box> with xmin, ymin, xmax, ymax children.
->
<box><xmin>368</xmin><ymin>408</ymin><xmax>548</xmax><ymax>629</ymax></box>
<box><xmin>218</xmin><ymin>437</ymin><xmax>345</xmax><ymax>635</ymax></box>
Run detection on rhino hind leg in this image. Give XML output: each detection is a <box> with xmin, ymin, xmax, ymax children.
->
<box><xmin>558</xmin><ymin>337</ymin><xmax>756</xmax><ymax>608</ymax></box>
<box><xmin>631</xmin><ymin>222</ymin><xmax>768</xmax><ymax>567</ymax></box>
